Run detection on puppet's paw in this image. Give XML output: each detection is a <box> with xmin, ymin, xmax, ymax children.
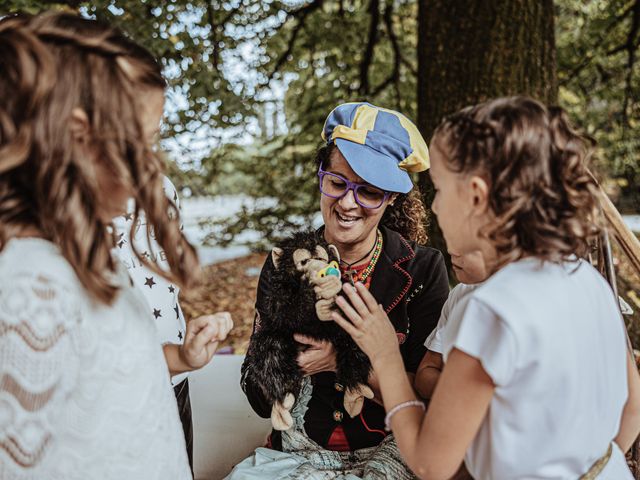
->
<box><xmin>313</xmin><ymin>276</ymin><xmax>342</xmax><ymax>299</ymax></box>
<box><xmin>315</xmin><ymin>298</ymin><xmax>335</xmax><ymax>321</ymax></box>
<box><xmin>344</xmin><ymin>384</ymin><xmax>374</xmax><ymax>417</ymax></box>
<box><xmin>271</xmin><ymin>393</ymin><xmax>296</xmax><ymax>431</ymax></box>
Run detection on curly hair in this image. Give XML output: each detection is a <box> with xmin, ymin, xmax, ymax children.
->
<box><xmin>0</xmin><ymin>12</ymin><xmax>198</xmax><ymax>304</ymax></box>
<box><xmin>315</xmin><ymin>143</ymin><xmax>429</xmax><ymax>244</ymax></box>
<box><xmin>433</xmin><ymin>96</ymin><xmax>601</xmax><ymax>269</ymax></box>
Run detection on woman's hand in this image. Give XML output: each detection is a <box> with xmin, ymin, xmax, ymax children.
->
<box><xmin>179</xmin><ymin>312</ymin><xmax>233</xmax><ymax>370</ymax></box>
<box><xmin>332</xmin><ymin>282</ymin><xmax>400</xmax><ymax>368</ymax></box>
<box><xmin>295</xmin><ymin>333</ymin><xmax>337</xmax><ymax>375</ymax></box>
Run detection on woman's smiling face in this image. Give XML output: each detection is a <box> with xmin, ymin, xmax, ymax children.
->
<box><xmin>320</xmin><ymin>147</ymin><xmax>394</xmax><ymax>251</ymax></box>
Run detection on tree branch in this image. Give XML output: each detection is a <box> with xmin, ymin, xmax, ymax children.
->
<box><xmin>604</xmin><ymin>0</ymin><xmax>640</xmax><ymax>130</ymax></box>
<box><xmin>622</xmin><ymin>0</ymin><xmax>640</xmax><ymax>130</ymax></box>
<box><xmin>560</xmin><ymin>2</ymin><xmax>635</xmax><ymax>86</ymax></box>
<box><xmin>266</xmin><ymin>0</ymin><xmax>325</xmax><ymax>83</ymax></box>
<box><xmin>207</xmin><ymin>1</ymin><xmax>221</xmax><ymax>70</ymax></box>
<box><xmin>370</xmin><ymin>0</ymin><xmax>400</xmax><ymax>98</ymax></box>
<box><xmin>358</xmin><ymin>0</ymin><xmax>381</xmax><ymax>96</ymax></box>
<box><xmin>606</xmin><ymin>0</ymin><xmax>640</xmax><ymax>55</ymax></box>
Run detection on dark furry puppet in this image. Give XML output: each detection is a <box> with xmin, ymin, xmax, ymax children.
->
<box><xmin>243</xmin><ymin>231</ymin><xmax>373</xmax><ymax>431</ymax></box>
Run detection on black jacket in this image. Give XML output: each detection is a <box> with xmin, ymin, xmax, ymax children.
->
<box><xmin>241</xmin><ymin>226</ymin><xmax>449</xmax><ymax>451</ymax></box>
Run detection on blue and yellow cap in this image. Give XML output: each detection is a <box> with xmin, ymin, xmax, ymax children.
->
<box><xmin>321</xmin><ymin>102</ymin><xmax>429</xmax><ymax>194</ymax></box>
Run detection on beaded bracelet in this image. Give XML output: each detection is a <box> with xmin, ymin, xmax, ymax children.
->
<box><xmin>384</xmin><ymin>400</ymin><xmax>425</xmax><ymax>431</ymax></box>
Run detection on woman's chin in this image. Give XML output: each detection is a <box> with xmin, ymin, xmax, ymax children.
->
<box><xmin>327</xmin><ymin>224</ymin><xmax>365</xmax><ymax>246</ymax></box>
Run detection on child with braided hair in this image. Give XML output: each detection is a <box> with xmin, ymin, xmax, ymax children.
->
<box><xmin>0</xmin><ymin>12</ymin><xmax>231</xmax><ymax>479</ymax></box>
<box><xmin>334</xmin><ymin>97</ymin><xmax>640</xmax><ymax>479</ymax></box>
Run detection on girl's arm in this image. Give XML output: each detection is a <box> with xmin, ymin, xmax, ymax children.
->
<box><xmin>414</xmin><ymin>350</ymin><xmax>444</xmax><ymax>400</ymax></box>
<box><xmin>163</xmin><ymin>312</ymin><xmax>233</xmax><ymax>376</ymax></box>
<box><xmin>615</xmin><ymin>350</ymin><xmax>640</xmax><ymax>452</ymax></box>
<box><xmin>334</xmin><ymin>282</ymin><xmax>494</xmax><ymax>480</ymax></box>
<box><xmin>363</xmin><ymin>344</ymin><xmax>493</xmax><ymax>479</ymax></box>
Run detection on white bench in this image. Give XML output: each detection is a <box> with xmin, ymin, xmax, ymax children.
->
<box><xmin>190</xmin><ymin>355</ymin><xmax>271</xmax><ymax>480</ymax></box>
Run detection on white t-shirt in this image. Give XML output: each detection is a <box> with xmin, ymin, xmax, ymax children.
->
<box><xmin>424</xmin><ymin>282</ymin><xmax>480</xmax><ymax>354</ymax></box>
<box><xmin>444</xmin><ymin>257</ymin><xmax>631</xmax><ymax>479</ymax></box>
<box><xmin>112</xmin><ymin>177</ymin><xmax>188</xmax><ymax>386</ymax></box>
<box><xmin>0</xmin><ymin>238</ymin><xmax>191</xmax><ymax>479</ymax></box>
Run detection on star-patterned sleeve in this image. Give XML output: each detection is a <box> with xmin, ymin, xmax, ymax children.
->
<box><xmin>111</xmin><ymin>175</ymin><xmax>188</xmax><ymax>385</ymax></box>
<box><xmin>0</xmin><ymin>274</ymin><xmax>81</xmax><ymax>477</ymax></box>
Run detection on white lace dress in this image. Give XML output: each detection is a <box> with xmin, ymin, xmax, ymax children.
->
<box><xmin>0</xmin><ymin>238</ymin><xmax>191</xmax><ymax>480</ymax></box>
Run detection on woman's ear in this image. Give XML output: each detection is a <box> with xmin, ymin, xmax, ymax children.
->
<box><xmin>469</xmin><ymin>175</ymin><xmax>490</xmax><ymax>214</ymax></box>
<box><xmin>389</xmin><ymin>193</ymin><xmax>399</xmax><ymax>206</ymax></box>
<box><xmin>69</xmin><ymin>108</ymin><xmax>90</xmax><ymax>143</ymax></box>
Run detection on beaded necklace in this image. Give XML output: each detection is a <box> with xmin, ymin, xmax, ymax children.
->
<box><xmin>340</xmin><ymin>230</ymin><xmax>383</xmax><ymax>288</ymax></box>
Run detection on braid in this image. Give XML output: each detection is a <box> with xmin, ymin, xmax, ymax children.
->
<box><xmin>434</xmin><ymin>96</ymin><xmax>600</xmax><ymax>269</ymax></box>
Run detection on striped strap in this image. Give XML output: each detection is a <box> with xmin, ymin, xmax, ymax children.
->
<box><xmin>579</xmin><ymin>443</ymin><xmax>613</xmax><ymax>480</ymax></box>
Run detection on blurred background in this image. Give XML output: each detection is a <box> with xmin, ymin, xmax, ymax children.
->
<box><xmin>4</xmin><ymin>0</ymin><xmax>640</xmax><ymax>352</ymax></box>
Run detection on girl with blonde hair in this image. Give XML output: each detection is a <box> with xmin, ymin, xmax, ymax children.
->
<box><xmin>0</xmin><ymin>12</ymin><xmax>230</xmax><ymax>479</ymax></box>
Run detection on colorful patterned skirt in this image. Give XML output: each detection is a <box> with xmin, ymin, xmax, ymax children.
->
<box><xmin>224</xmin><ymin>378</ymin><xmax>416</xmax><ymax>480</ymax></box>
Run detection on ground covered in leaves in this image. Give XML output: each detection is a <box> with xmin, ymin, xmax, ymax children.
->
<box><xmin>180</xmin><ymin>252</ymin><xmax>267</xmax><ymax>354</ymax></box>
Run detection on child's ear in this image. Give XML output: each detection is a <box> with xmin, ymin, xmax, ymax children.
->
<box><xmin>69</xmin><ymin>108</ymin><xmax>90</xmax><ymax>143</ymax></box>
<box><xmin>469</xmin><ymin>175</ymin><xmax>490</xmax><ymax>213</ymax></box>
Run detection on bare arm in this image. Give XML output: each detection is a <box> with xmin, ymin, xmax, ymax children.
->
<box><xmin>366</xmin><ymin>368</ymin><xmax>415</xmax><ymax>406</ymax></box>
<box><xmin>615</xmin><ymin>350</ymin><xmax>640</xmax><ymax>452</ymax></box>
<box><xmin>415</xmin><ymin>350</ymin><xmax>444</xmax><ymax>400</ymax></box>
<box><xmin>333</xmin><ymin>283</ymin><xmax>494</xmax><ymax>480</ymax></box>
<box><xmin>371</xmin><ymin>348</ymin><xmax>493</xmax><ymax>480</ymax></box>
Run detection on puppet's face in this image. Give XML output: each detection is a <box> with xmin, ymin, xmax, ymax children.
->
<box><xmin>271</xmin><ymin>243</ymin><xmax>342</xmax><ymax>321</ymax></box>
<box><xmin>293</xmin><ymin>246</ymin><xmax>328</xmax><ymax>277</ymax></box>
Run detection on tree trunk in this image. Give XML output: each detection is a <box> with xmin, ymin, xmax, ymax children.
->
<box><xmin>416</xmin><ymin>0</ymin><xmax>557</xmax><ymax>272</ymax></box>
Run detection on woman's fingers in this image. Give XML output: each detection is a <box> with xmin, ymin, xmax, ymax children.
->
<box><xmin>341</xmin><ymin>283</ymin><xmax>372</xmax><ymax>317</ymax></box>
<box><xmin>331</xmin><ymin>311</ymin><xmax>361</xmax><ymax>339</ymax></box>
<box><xmin>335</xmin><ymin>295</ymin><xmax>363</xmax><ymax>326</ymax></box>
<box><xmin>355</xmin><ymin>282</ymin><xmax>380</xmax><ymax>312</ymax></box>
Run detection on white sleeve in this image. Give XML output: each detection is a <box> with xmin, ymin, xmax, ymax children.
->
<box><xmin>425</xmin><ymin>292</ymin><xmax>455</xmax><ymax>353</ymax></box>
<box><xmin>424</xmin><ymin>316</ymin><xmax>445</xmax><ymax>354</ymax></box>
<box><xmin>450</xmin><ymin>297</ymin><xmax>518</xmax><ymax>386</ymax></box>
<box><xmin>0</xmin><ymin>275</ymin><xmax>80</xmax><ymax>476</ymax></box>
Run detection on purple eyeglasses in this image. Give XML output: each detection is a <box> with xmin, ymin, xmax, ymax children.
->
<box><xmin>318</xmin><ymin>166</ymin><xmax>390</xmax><ymax>209</ymax></box>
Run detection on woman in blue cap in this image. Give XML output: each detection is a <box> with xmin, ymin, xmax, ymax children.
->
<box><xmin>229</xmin><ymin>103</ymin><xmax>449</xmax><ymax>479</ymax></box>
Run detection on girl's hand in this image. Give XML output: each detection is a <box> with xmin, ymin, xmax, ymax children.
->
<box><xmin>295</xmin><ymin>333</ymin><xmax>337</xmax><ymax>375</ymax></box>
<box><xmin>332</xmin><ymin>282</ymin><xmax>400</xmax><ymax>367</ymax></box>
<box><xmin>179</xmin><ymin>312</ymin><xmax>233</xmax><ymax>369</ymax></box>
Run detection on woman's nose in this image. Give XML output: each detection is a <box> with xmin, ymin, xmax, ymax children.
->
<box><xmin>338</xmin><ymin>189</ymin><xmax>358</xmax><ymax>209</ymax></box>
